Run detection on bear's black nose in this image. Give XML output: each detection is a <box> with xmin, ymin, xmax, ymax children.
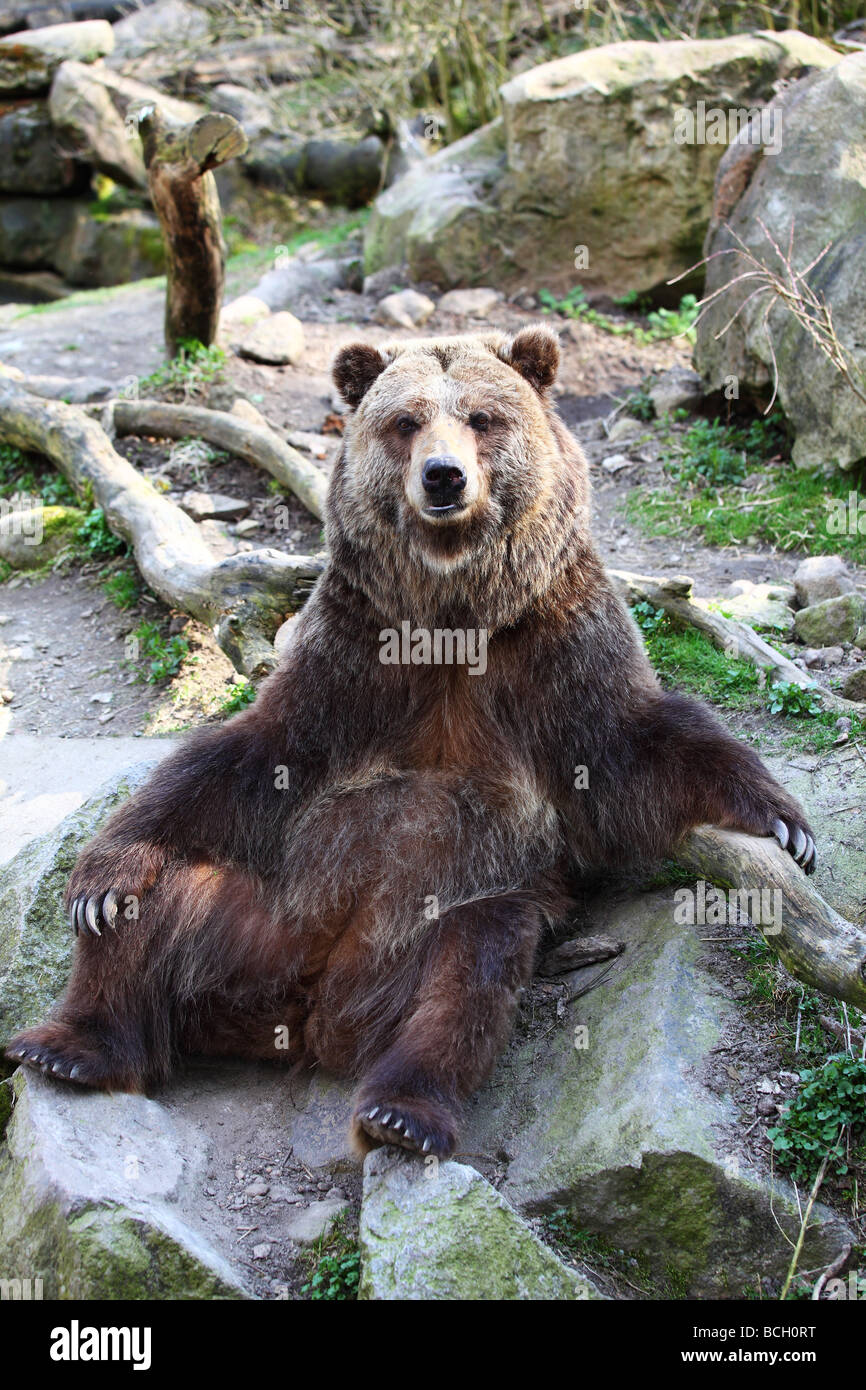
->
<box><xmin>422</xmin><ymin>455</ymin><xmax>467</xmax><ymax>496</ymax></box>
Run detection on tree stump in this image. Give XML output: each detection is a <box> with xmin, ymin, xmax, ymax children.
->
<box><xmin>137</xmin><ymin>104</ymin><xmax>247</xmax><ymax>358</ymax></box>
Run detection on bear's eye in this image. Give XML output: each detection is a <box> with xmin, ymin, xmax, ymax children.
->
<box><xmin>395</xmin><ymin>415</ymin><xmax>419</xmax><ymax>434</ymax></box>
<box><xmin>469</xmin><ymin>411</ymin><xmax>491</xmax><ymax>433</ymax></box>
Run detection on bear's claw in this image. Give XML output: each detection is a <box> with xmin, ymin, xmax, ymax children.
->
<box><xmin>770</xmin><ymin>817</ymin><xmax>817</xmax><ymax>875</ymax></box>
<box><xmin>355</xmin><ymin>1099</ymin><xmax>456</xmax><ymax>1159</ymax></box>
<box><xmin>70</xmin><ymin>889</ymin><xmax>119</xmax><ymax>936</ymax></box>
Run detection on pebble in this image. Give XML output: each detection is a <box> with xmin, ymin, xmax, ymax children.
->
<box><xmin>245</xmin><ymin>1180</ymin><xmax>270</xmax><ymax>1197</ymax></box>
<box><xmin>252</xmin><ymin>1243</ymin><xmax>272</xmax><ymax>1260</ymax></box>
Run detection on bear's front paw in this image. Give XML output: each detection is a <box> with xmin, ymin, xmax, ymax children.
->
<box><xmin>351</xmin><ymin>1096</ymin><xmax>457</xmax><ymax>1160</ymax></box>
<box><xmin>65</xmin><ymin>841</ymin><xmax>165</xmax><ymax>936</ymax></box>
<box><xmin>770</xmin><ymin>816</ymin><xmax>817</xmax><ymax>875</ymax></box>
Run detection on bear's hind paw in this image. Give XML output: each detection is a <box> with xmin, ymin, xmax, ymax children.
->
<box><xmin>5</xmin><ymin>1023</ymin><xmax>125</xmax><ymax>1090</ymax></box>
<box><xmin>352</xmin><ymin>1097</ymin><xmax>457</xmax><ymax>1160</ymax></box>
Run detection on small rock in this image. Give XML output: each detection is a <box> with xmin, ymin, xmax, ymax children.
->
<box><xmin>233</xmin><ymin>518</ymin><xmax>261</xmax><ymax>536</ymax></box>
<box><xmin>89</xmin><ymin>693</ymin><xmax>112</xmax><ymax>705</ymax></box>
<box><xmin>245</xmin><ymin>1180</ymin><xmax>270</xmax><ymax>1197</ymax></box>
<box><xmin>855</xmin><ymin>626</ymin><xmax>866</xmax><ymax>650</ymax></box>
<box><xmin>600</xmin><ymin>453</ymin><xmax>634</xmax><ymax>474</ymax></box>
<box><xmin>648</xmin><ymin>366</ymin><xmax>704</xmax><ymax>417</ymax></box>
<box><xmin>841</xmin><ymin>667</ymin><xmax>866</xmax><ymax>702</ymax></box>
<box><xmin>436</xmin><ymin>287</ymin><xmax>501</xmax><ymax>318</ymax></box>
<box><xmin>0</xmin><ymin>687</ymin><xmax>13</xmax><ymax>703</ymax></box>
<box><xmin>180</xmin><ymin>491</ymin><xmax>250</xmax><ymax>523</ymax></box>
<box><xmin>607</xmin><ymin>417</ymin><xmax>642</xmax><ymax>443</ymax></box>
<box><xmin>756</xmin><ymin>1096</ymin><xmax>777</xmax><ymax>1117</ymax></box>
<box><xmin>818</xmin><ymin>645</ymin><xmax>844</xmax><ymax>667</ymax></box>
<box><xmin>279</xmin><ymin>1198</ymin><xmax>348</xmax><ymax>1247</ymax></box>
<box><xmin>251</xmin><ymin>1243</ymin><xmax>272</xmax><ymax>1260</ymax></box>
<box><xmin>793</xmin><ymin>555</ymin><xmax>854</xmax><ymax>608</ymax></box>
<box><xmin>219</xmin><ymin>295</ymin><xmax>271</xmax><ymax>335</ymax></box>
<box><xmin>374</xmin><ymin>289</ymin><xmax>435</xmax><ymax>329</ymax></box>
<box><xmin>235</xmin><ymin>311</ymin><xmax>305</xmax><ymax>366</ymax></box>
<box><xmin>794</xmin><ymin>594</ymin><xmax>865</xmax><ymax>647</ymax></box>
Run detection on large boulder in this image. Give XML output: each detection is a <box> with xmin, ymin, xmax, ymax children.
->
<box><xmin>364</xmin><ymin>31</ymin><xmax>838</xmax><ymax>293</ymax></box>
<box><xmin>0</xmin><ymin>20</ymin><xmax>113</xmax><ymax>95</ymax></box>
<box><xmin>463</xmin><ymin>889</ymin><xmax>854</xmax><ymax>1298</ymax></box>
<box><xmin>359</xmin><ymin>1148</ymin><xmax>602</xmax><ymax>1300</ymax></box>
<box><xmin>695</xmin><ymin>52</ymin><xmax>866</xmax><ymax>469</ymax></box>
<box><xmin>0</xmin><ymin>195</ymin><xmax>82</xmax><ymax>269</ymax></box>
<box><xmin>55</xmin><ymin>206</ymin><xmax>165</xmax><ymax>286</ymax></box>
<box><xmin>48</xmin><ymin>60</ymin><xmax>201</xmax><ymax>190</ymax></box>
<box><xmin>0</xmin><ymin>1070</ymin><xmax>247</xmax><ymax>1299</ymax></box>
<box><xmin>0</xmin><ymin>756</ymin><xmax>166</xmax><ymax>1047</ymax></box>
<box><xmin>0</xmin><ymin>99</ymin><xmax>84</xmax><ymax>195</ymax></box>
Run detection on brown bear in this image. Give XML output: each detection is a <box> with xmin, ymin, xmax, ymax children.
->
<box><xmin>6</xmin><ymin>326</ymin><xmax>816</xmax><ymax>1160</ymax></box>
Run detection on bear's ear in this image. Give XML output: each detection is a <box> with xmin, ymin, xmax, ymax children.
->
<box><xmin>499</xmin><ymin>325</ymin><xmax>560</xmax><ymax>393</ymax></box>
<box><xmin>332</xmin><ymin>343</ymin><xmax>387</xmax><ymax>407</ymax></box>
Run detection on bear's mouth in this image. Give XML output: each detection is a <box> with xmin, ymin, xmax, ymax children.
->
<box><xmin>423</xmin><ymin>499</ymin><xmax>468</xmax><ymax>518</ymax></box>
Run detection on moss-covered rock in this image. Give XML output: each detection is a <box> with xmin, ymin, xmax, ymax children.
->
<box><xmin>363</xmin><ymin>31</ymin><xmax>838</xmax><ymax>293</ymax></box>
<box><xmin>0</xmin><ymin>761</ymin><xmax>156</xmax><ymax>1049</ymax></box>
<box><xmin>794</xmin><ymin>593</ymin><xmax>866</xmax><ymax>647</ymax></box>
<box><xmin>463</xmin><ymin>890</ymin><xmax>853</xmax><ymax>1298</ymax></box>
<box><xmin>359</xmin><ymin>1148</ymin><xmax>603</xmax><ymax>1300</ymax></box>
<box><xmin>0</xmin><ymin>1072</ymin><xmax>247</xmax><ymax>1298</ymax></box>
<box><xmin>0</xmin><ymin>503</ymin><xmax>85</xmax><ymax>570</ymax></box>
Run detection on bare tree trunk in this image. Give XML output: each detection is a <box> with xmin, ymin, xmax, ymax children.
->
<box><xmin>137</xmin><ymin>105</ymin><xmax>247</xmax><ymax>357</ymax></box>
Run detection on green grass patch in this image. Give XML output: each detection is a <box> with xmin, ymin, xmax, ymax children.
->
<box><xmin>216</xmin><ymin>678</ymin><xmax>257</xmax><ymax>717</ymax></box>
<box><xmin>633</xmin><ymin>602</ymin><xmax>864</xmax><ymax>752</ymax></box>
<box><xmin>626</xmin><ymin>415</ymin><xmax>866</xmax><ymax>558</ymax></box>
<box><xmin>127</xmin><ymin>620</ymin><xmax>190</xmax><ymax>685</ymax></box>
<box><xmin>539</xmin><ymin>287</ymin><xmax>698</xmax><ymax>345</ymax></box>
<box><xmin>768</xmin><ymin>1054</ymin><xmax>866</xmax><ymax>1187</ymax></box>
<box><xmin>139</xmin><ymin>339</ymin><xmax>227</xmax><ymax>403</ymax></box>
<box><xmin>300</xmin><ymin>1219</ymin><xmax>360</xmax><ymax>1301</ymax></box>
<box><xmin>0</xmin><ymin>442</ymin><xmax>77</xmax><ymax>506</ymax></box>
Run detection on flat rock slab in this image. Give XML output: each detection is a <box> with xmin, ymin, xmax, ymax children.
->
<box><xmin>463</xmin><ymin>889</ymin><xmax>853</xmax><ymax>1297</ymax></box>
<box><xmin>0</xmin><ymin>21</ymin><xmax>114</xmax><ymax>95</ymax></box>
<box><xmin>0</xmin><ymin>734</ymin><xmax>174</xmax><ymax>866</ymax></box>
<box><xmin>359</xmin><ymin>1148</ymin><xmax>602</xmax><ymax>1300</ymax></box>
<box><xmin>0</xmin><ymin>1070</ymin><xmax>246</xmax><ymax>1298</ymax></box>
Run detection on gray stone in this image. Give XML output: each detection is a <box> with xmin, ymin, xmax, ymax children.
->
<box><xmin>0</xmin><ymin>753</ymin><xmax>169</xmax><ymax>1042</ymax></box>
<box><xmin>374</xmin><ymin>288</ymin><xmax>435</xmax><ymax>329</ymax></box>
<box><xmin>697</xmin><ymin>52</ymin><xmax>866</xmax><ymax>469</ymax></box>
<box><xmin>794</xmin><ymin>555</ymin><xmax>855</xmax><ymax>608</ymax></box>
<box><xmin>209</xmin><ymin>83</ymin><xmax>276</xmax><ymax>138</ymax></box>
<box><xmin>0</xmin><ymin>98</ymin><xmax>83</xmax><ymax>195</ymax></box>
<box><xmin>712</xmin><ymin>580</ymin><xmax>795</xmax><ymax>637</ymax></box>
<box><xmin>462</xmin><ymin>890</ymin><xmax>854</xmax><ymax>1298</ymax></box>
<box><xmin>252</xmin><ymin>257</ymin><xmax>350</xmax><ymax>313</ymax></box>
<box><xmin>0</xmin><ymin>1070</ymin><xmax>246</xmax><ymax>1298</ymax></box>
<box><xmin>794</xmin><ymin>593</ymin><xmax>865</xmax><ymax>647</ymax></box>
<box><xmin>55</xmin><ymin>206</ymin><xmax>165</xmax><ymax>287</ymax></box>
<box><xmin>218</xmin><ymin>294</ymin><xmax>270</xmax><ymax>340</ymax></box>
<box><xmin>110</xmin><ymin>0</ymin><xmax>207</xmax><ymax>59</ymax></box>
<box><xmin>234</xmin><ymin>311</ymin><xmax>304</xmax><ymax>366</ymax></box>
<box><xmin>364</xmin><ymin>33</ymin><xmax>838</xmax><ymax>293</ymax></box>
<box><xmin>180</xmin><ymin>491</ymin><xmax>249</xmax><ymax>523</ymax></box>
<box><xmin>359</xmin><ymin>1148</ymin><xmax>602</xmax><ymax>1301</ymax></box>
<box><xmin>0</xmin><ymin>195</ymin><xmax>83</xmax><ymax>270</ymax></box>
<box><xmin>841</xmin><ymin>667</ymin><xmax>866</xmax><ymax>701</ymax></box>
<box><xmin>0</xmin><ymin>502</ymin><xmax>84</xmax><ymax>569</ymax></box>
<box><xmin>436</xmin><ymin>287</ymin><xmax>502</xmax><ymax>318</ymax></box>
<box><xmin>649</xmin><ymin>365</ymin><xmax>705</xmax><ymax>416</ymax></box>
<box><xmin>280</xmin><ymin>1198</ymin><xmax>347</xmax><ymax>1247</ymax></box>
<box><xmin>0</xmin><ymin>20</ymin><xmax>114</xmax><ymax>95</ymax></box>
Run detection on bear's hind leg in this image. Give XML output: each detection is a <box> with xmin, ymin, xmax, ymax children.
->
<box><xmin>350</xmin><ymin>893</ymin><xmax>541</xmax><ymax>1159</ymax></box>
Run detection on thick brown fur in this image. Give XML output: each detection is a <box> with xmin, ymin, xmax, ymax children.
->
<box><xmin>6</xmin><ymin>327</ymin><xmax>816</xmax><ymax>1159</ymax></box>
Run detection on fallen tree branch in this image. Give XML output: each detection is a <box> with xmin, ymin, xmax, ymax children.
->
<box><xmin>138</xmin><ymin>105</ymin><xmax>247</xmax><ymax>356</ymax></box>
<box><xmin>0</xmin><ymin>379</ymin><xmax>325</xmax><ymax>676</ymax></box>
<box><xmin>610</xmin><ymin>569</ymin><xmax>866</xmax><ymax>718</ymax></box>
<box><xmin>110</xmin><ymin>397</ymin><xmax>329</xmax><ymax>522</ymax></box>
<box><xmin>678</xmin><ymin>825</ymin><xmax>866</xmax><ymax>1009</ymax></box>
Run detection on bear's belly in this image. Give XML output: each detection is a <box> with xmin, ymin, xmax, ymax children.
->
<box><xmin>279</xmin><ymin>765</ymin><xmax>561</xmax><ymax>949</ymax></box>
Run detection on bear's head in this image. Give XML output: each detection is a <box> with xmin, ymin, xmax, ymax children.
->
<box><xmin>327</xmin><ymin>327</ymin><xmax>589</xmax><ymax>624</ymax></box>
